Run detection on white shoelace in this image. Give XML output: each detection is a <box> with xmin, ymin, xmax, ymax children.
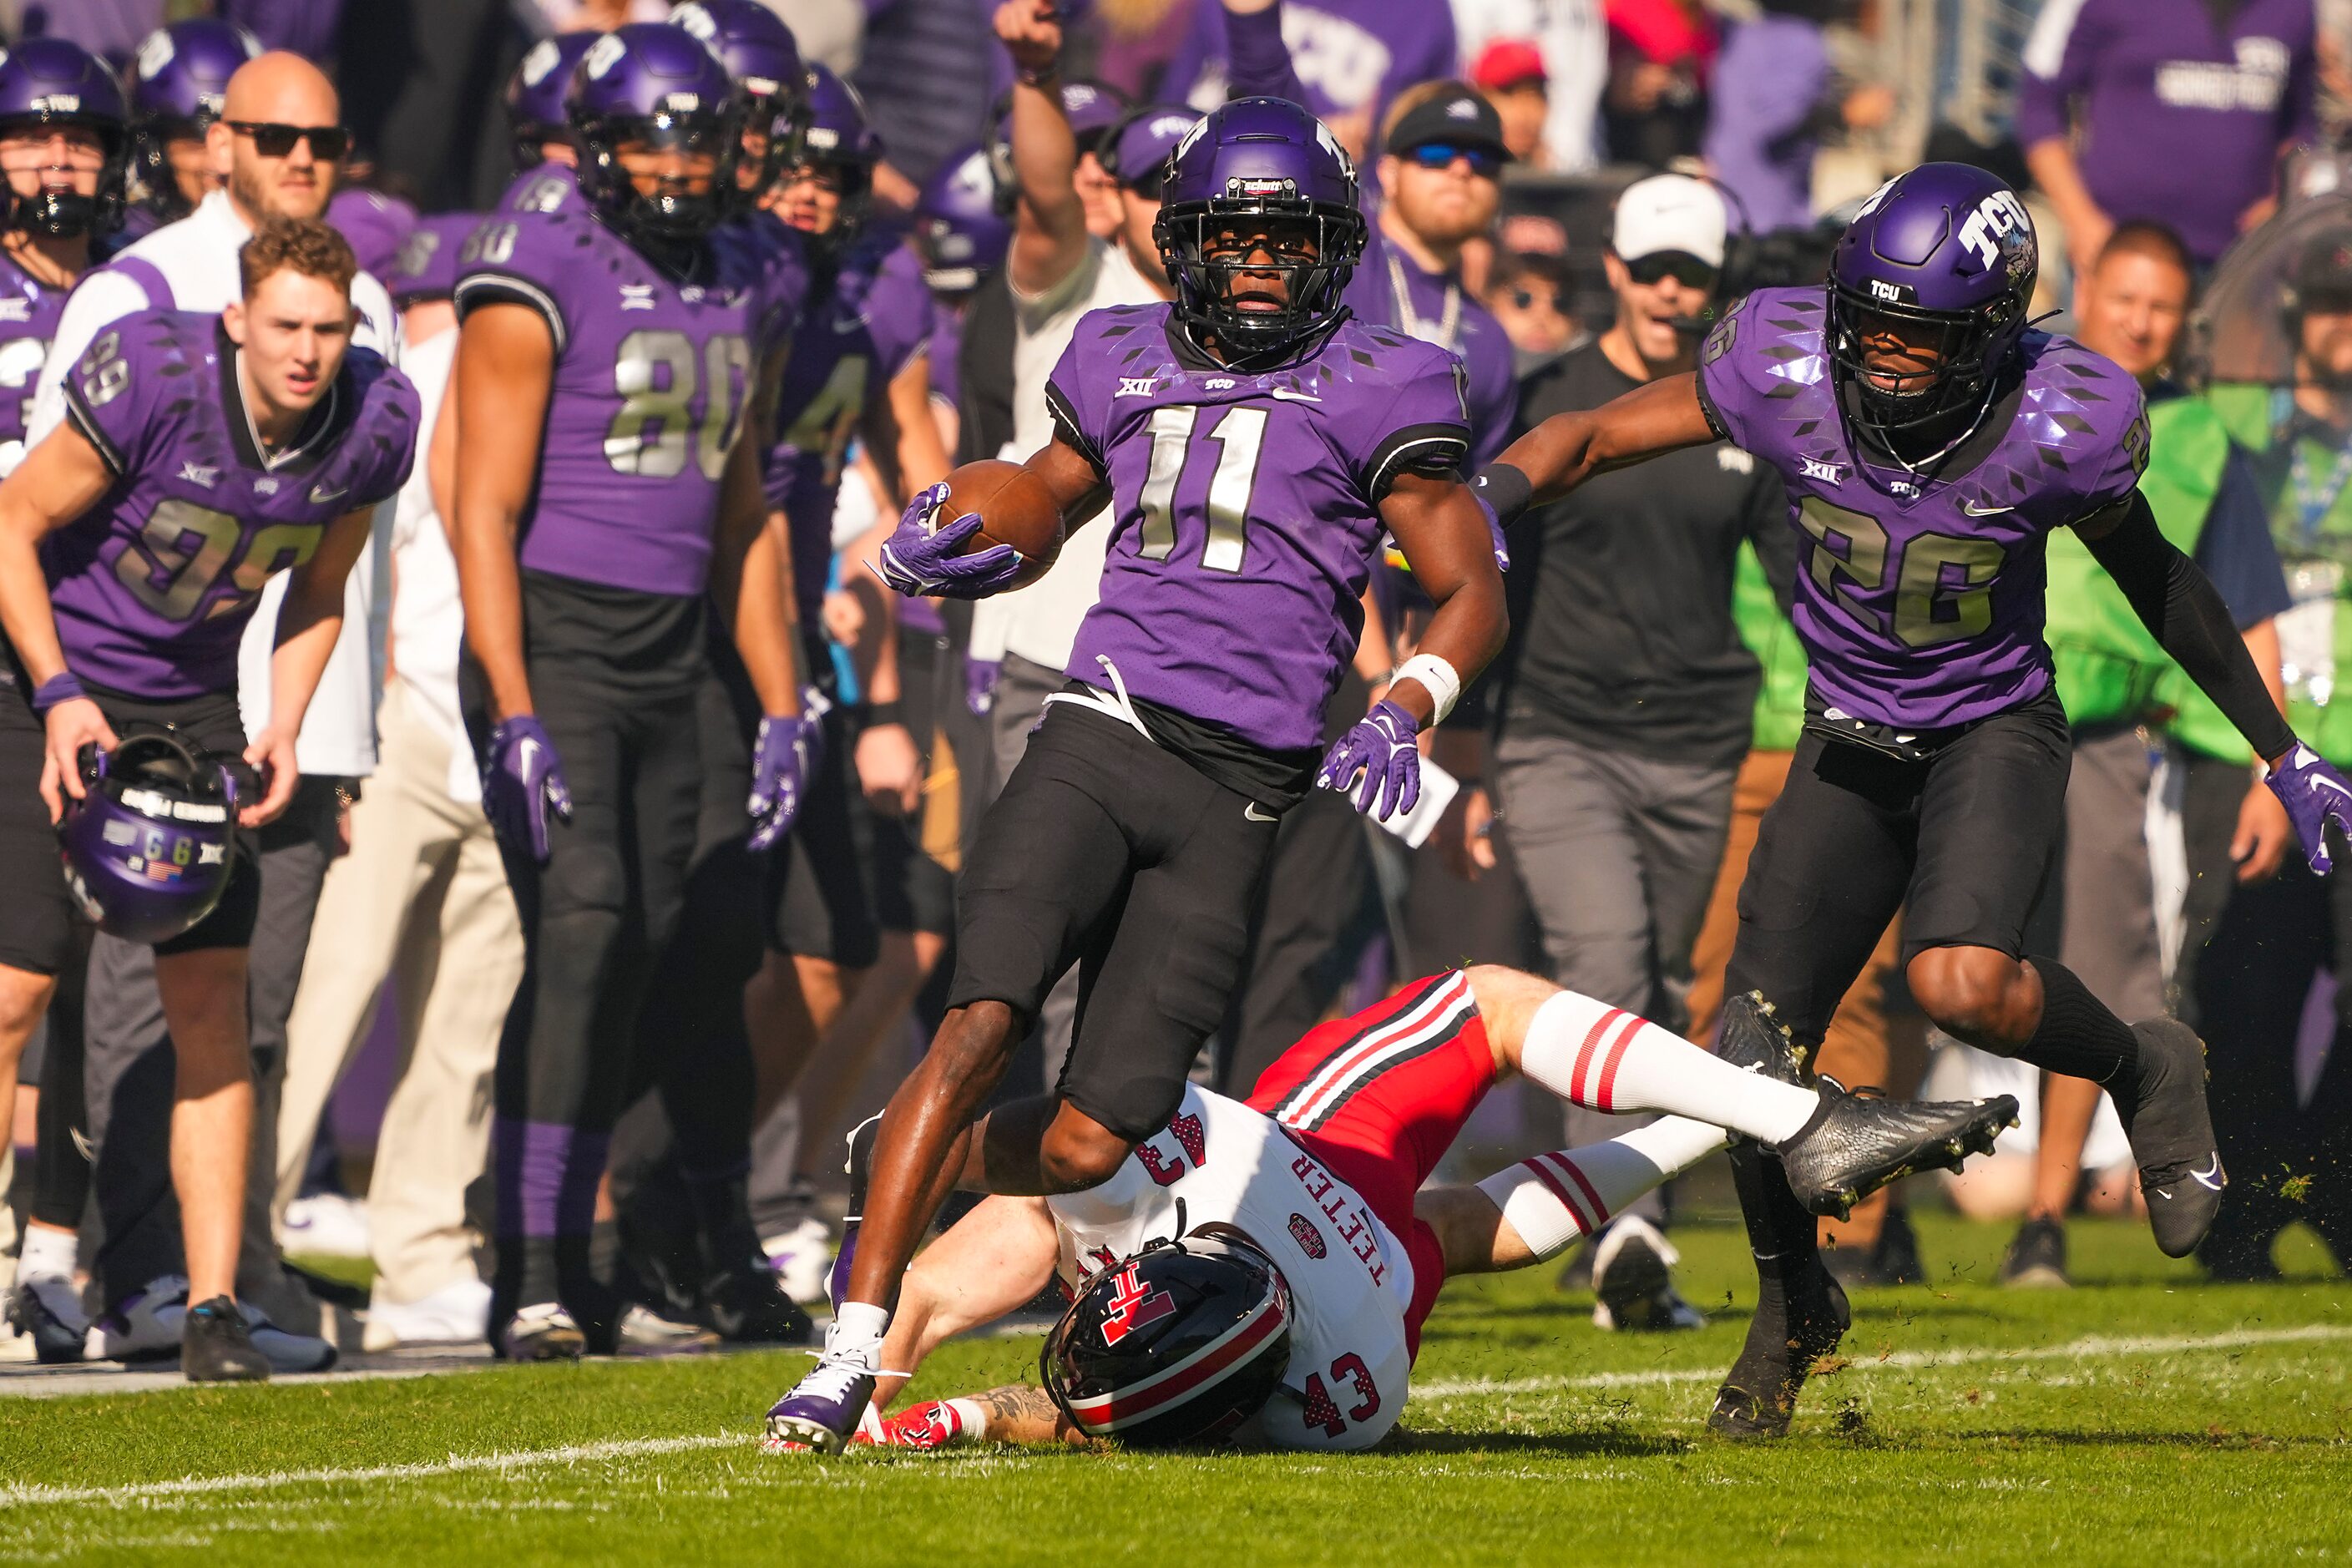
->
<box><xmin>1041</xmin><ymin>655</ymin><xmax>1156</xmax><ymax>745</ymax></box>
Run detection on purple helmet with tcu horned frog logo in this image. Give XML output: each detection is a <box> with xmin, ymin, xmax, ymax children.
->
<box><xmin>1040</xmin><ymin>1231</ymin><xmax>1293</xmax><ymax>1448</ymax></box>
<box><xmin>1827</xmin><ymin>161</ymin><xmax>2039</xmax><ymax>453</ymax></box>
<box><xmin>568</xmin><ymin>23</ymin><xmax>744</xmax><ymax>243</ymax></box>
<box><xmin>0</xmin><ymin>39</ymin><xmax>131</xmax><ymax>239</ymax></box>
<box><xmin>670</xmin><ymin>0</ymin><xmax>808</xmax><ymax>195</ymax></box>
<box><xmin>129</xmin><ymin>19</ymin><xmax>260</xmax><ymax>223</ymax></box>
<box><xmin>60</xmin><ymin>732</ymin><xmax>238</xmax><ymax>945</ymax></box>
<box><xmin>1154</xmin><ymin>96</ymin><xmax>1367</xmax><ymax>359</ymax></box>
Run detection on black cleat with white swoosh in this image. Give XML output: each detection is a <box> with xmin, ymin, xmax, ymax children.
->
<box><xmin>2123</xmin><ymin>1019</ymin><xmax>2227</xmax><ymax>1258</ymax></box>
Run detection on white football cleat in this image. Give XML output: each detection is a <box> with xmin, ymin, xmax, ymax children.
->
<box><xmin>281</xmin><ymin>1193</ymin><xmax>373</xmax><ymax>1259</ymax></box>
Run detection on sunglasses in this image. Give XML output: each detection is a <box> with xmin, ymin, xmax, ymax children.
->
<box><xmin>1404</xmin><ymin>141</ymin><xmax>1504</xmax><ymax>179</ymax></box>
<box><xmin>1509</xmin><ymin>287</ymin><xmax>1558</xmax><ymax>311</ymax></box>
<box><xmin>1625</xmin><ymin>251</ymin><xmax>1717</xmax><ymax>291</ymax></box>
<box><xmin>225</xmin><ymin>120</ymin><xmax>352</xmax><ymax>160</ymax></box>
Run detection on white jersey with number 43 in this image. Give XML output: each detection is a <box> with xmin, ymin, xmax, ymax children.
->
<box><xmin>1046</xmin><ymin>1085</ymin><xmax>1418</xmax><ymax>1451</ymax></box>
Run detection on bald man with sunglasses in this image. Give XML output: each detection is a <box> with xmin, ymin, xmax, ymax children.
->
<box><xmin>23</xmin><ymin>51</ymin><xmax>399</xmax><ymax>1363</ymax></box>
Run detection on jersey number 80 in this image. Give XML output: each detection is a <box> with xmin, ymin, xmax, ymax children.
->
<box><xmin>605</xmin><ymin>330</ymin><xmax>751</xmax><ymax>482</ymax></box>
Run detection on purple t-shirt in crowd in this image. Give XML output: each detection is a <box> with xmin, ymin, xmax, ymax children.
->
<box><xmin>218</xmin><ymin>0</ymin><xmax>342</xmax><ymax>60</ymax></box>
<box><xmin>52</xmin><ymin>309</ymin><xmax>417</xmax><ymax>698</ymax></box>
<box><xmin>1695</xmin><ymin>286</ymin><xmax>2148</xmax><ymax>730</ymax></box>
<box><xmin>452</xmin><ymin>207</ymin><xmax>798</xmax><ymax>599</ymax></box>
<box><xmin>0</xmin><ymin>253</ymin><xmax>72</xmax><ymax>462</ymax></box>
<box><xmin>764</xmin><ymin>225</ymin><xmax>933</xmax><ymax>621</ymax></box>
<box><xmin>1161</xmin><ymin>0</ymin><xmax>1455</xmax><ymax>139</ymax></box>
<box><xmin>1343</xmin><ymin>221</ymin><xmax>1515</xmax><ymax>465</ymax></box>
<box><xmin>1700</xmin><ymin>14</ymin><xmax>1830</xmax><ymax>234</ymax></box>
<box><xmin>1049</xmin><ymin>303</ymin><xmax>1469</xmax><ymax>752</ymax></box>
<box><xmin>2015</xmin><ymin>0</ymin><xmax>2316</xmax><ymax>266</ymax></box>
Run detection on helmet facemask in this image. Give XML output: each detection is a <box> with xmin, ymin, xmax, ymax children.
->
<box><xmin>0</xmin><ymin>114</ymin><xmax>129</xmax><ymax>239</ymax></box>
<box><xmin>575</xmin><ymin>101</ymin><xmax>744</xmax><ymax>245</ymax></box>
<box><xmin>1827</xmin><ymin>282</ymin><xmax>2026</xmax><ymax>470</ymax></box>
<box><xmin>1157</xmin><ymin>190</ymin><xmax>1364</xmax><ymax>364</ymax></box>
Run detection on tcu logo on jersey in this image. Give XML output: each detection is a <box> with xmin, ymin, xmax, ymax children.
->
<box><xmin>1097</xmin><ymin>1262</ymin><xmax>1177</xmax><ymax>1347</ymax></box>
<box><xmin>1957</xmin><ymin>190</ymin><xmax>2033</xmax><ymax>276</ymax></box>
<box><xmin>1135</xmin><ymin>1111</ymin><xmax>1206</xmax><ymax>1186</ymax></box>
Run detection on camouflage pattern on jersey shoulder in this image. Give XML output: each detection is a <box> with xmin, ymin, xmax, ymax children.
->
<box><xmin>1694</xmin><ymin>284</ymin><xmax>1834</xmax><ymax>471</ymax></box>
<box><xmin>1990</xmin><ymin>330</ymin><xmax>2148</xmax><ymax>520</ymax></box>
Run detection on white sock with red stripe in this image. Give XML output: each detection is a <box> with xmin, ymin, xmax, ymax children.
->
<box><xmin>1477</xmin><ymin>1116</ymin><xmax>1731</xmax><ymax>1261</ymax></box>
<box><xmin>1518</xmin><ymin>989</ymin><xmax>1817</xmax><ymax>1143</ymax></box>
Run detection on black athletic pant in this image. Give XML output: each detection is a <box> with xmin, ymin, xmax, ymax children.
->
<box><xmin>468</xmin><ymin>575</ymin><xmax>704</xmax><ymax>1314</ymax></box>
<box><xmin>1722</xmin><ymin>693</ymin><xmax>2071</xmax><ymax>1046</ymax></box>
<box><xmin>28</xmin><ymin>923</ymin><xmax>92</xmax><ymax>1233</ymax></box>
<box><xmin>948</xmin><ymin>705</ymin><xmax>1282</xmax><ymax>1141</ymax></box>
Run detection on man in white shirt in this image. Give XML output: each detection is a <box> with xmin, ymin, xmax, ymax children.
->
<box><xmin>43</xmin><ymin>53</ymin><xmax>402</xmax><ymax>1362</ymax></box>
<box><xmin>271</xmin><ymin>216</ymin><xmax>523</xmax><ymax>1349</ymax></box>
<box><xmin>963</xmin><ymin>0</ymin><xmax>1196</xmax><ymax>1089</ymax></box>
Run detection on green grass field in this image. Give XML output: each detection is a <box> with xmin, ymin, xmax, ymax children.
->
<box><xmin>1</xmin><ymin>1216</ymin><xmax>2344</xmax><ymax>1565</ymax></box>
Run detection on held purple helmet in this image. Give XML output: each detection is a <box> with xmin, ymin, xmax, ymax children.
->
<box><xmin>1041</xmin><ymin>1233</ymin><xmax>1293</xmax><ymax>1448</ymax></box>
<box><xmin>988</xmin><ymin>78</ymin><xmax>1132</xmax><ymax>194</ymax></box>
<box><xmin>913</xmin><ymin>146</ymin><xmax>1009</xmax><ymax>293</ymax></box>
<box><xmin>1827</xmin><ymin>161</ymin><xmax>2039</xmax><ymax>458</ymax></box>
<box><xmin>568</xmin><ymin>23</ymin><xmax>744</xmax><ymax>244</ymax></box>
<box><xmin>669</xmin><ymin>0</ymin><xmax>808</xmax><ymax>191</ymax></box>
<box><xmin>0</xmin><ymin>40</ymin><xmax>130</xmax><ymax>239</ymax></box>
<box><xmin>1153</xmin><ymin>96</ymin><xmax>1366</xmax><ymax>360</ymax></box>
<box><xmin>60</xmin><ymin>732</ymin><xmax>238</xmax><ymax>946</ymax></box>
<box><xmin>507</xmin><ymin>30</ymin><xmax>602</xmax><ymax>171</ymax></box>
<box><xmin>129</xmin><ymin>19</ymin><xmax>259</xmax><ymax>223</ymax></box>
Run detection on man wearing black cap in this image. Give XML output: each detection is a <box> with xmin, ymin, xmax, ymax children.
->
<box><xmin>1449</xmin><ymin>175</ymin><xmax>1794</xmax><ymax>1330</ymax></box>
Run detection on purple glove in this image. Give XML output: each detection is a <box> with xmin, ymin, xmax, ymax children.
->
<box><xmin>749</xmin><ymin>708</ymin><xmax>822</xmax><ymax>852</ymax></box>
<box><xmin>2266</xmin><ymin>741</ymin><xmax>2352</xmax><ymax>873</ymax></box>
<box><xmin>965</xmin><ymin>656</ymin><xmax>1001</xmax><ymax>716</ymax></box>
<box><xmin>1318</xmin><ymin>699</ymin><xmax>1422</xmax><ymax>821</ymax></box>
<box><xmin>877</xmin><ymin>483</ymin><xmax>1029</xmax><ymax>599</ymax></box>
<box><xmin>484</xmin><ymin>716</ymin><xmax>571</xmax><ymax>862</ymax></box>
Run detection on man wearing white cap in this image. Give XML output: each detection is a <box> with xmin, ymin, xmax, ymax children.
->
<box><xmin>1447</xmin><ymin>174</ymin><xmax>1796</xmax><ymax>1331</ymax></box>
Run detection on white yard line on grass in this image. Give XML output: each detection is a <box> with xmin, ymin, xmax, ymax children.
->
<box><xmin>0</xmin><ymin>1435</ymin><xmax>750</xmax><ymax>1510</ymax></box>
<box><xmin>8</xmin><ymin>1323</ymin><xmax>2346</xmax><ymax>1510</ymax></box>
<box><xmin>1410</xmin><ymin>1322</ymin><xmax>2352</xmax><ymax>1401</ymax></box>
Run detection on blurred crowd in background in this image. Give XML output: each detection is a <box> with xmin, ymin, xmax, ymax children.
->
<box><xmin>6</xmin><ymin>0</ymin><xmax>2352</xmax><ymax>1369</ymax></box>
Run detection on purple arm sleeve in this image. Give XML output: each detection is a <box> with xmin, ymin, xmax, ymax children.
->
<box><xmin>1225</xmin><ymin>2</ymin><xmax>1308</xmax><ymax>104</ymax></box>
<box><xmin>1157</xmin><ymin>3</ymin><xmax>1222</xmax><ymax>106</ymax></box>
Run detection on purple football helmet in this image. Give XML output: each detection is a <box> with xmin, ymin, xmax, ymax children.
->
<box><xmin>913</xmin><ymin>145</ymin><xmax>1009</xmax><ymax>294</ymax></box>
<box><xmin>1153</xmin><ymin>97</ymin><xmax>1365</xmax><ymax>360</ymax></box>
<box><xmin>0</xmin><ymin>39</ymin><xmax>129</xmax><ymax>239</ymax></box>
<box><xmin>60</xmin><ymin>732</ymin><xmax>238</xmax><ymax>946</ymax></box>
<box><xmin>787</xmin><ymin>63</ymin><xmax>880</xmax><ymax>239</ymax></box>
<box><xmin>987</xmin><ymin>78</ymin><xmax>1131</xmax><ymax>194</ymax></box>
<box><xmin>1827</xmin><ymin>161</ymin><xmax>2040</xmax><ymax>458</ymax></box>
<box><xmin>507</xmin><ymin>30</ymin><xmax>602</xmax><ymax>171</ymax></box>
<box><xmin>568</xmin><ymin>23</ymin><xmax>744</xmax><ymax>243</ymax></box>
<box><xmin>669</xmin><ymin>0</ymin><xmax>808</xmax><ymax>194</ymax></box>
<box><xmin>1041</xmin><ymin>1232</ymin><xmax>1293</xmax><ymax>1448</ymax></box>
<box><xmin>128</xmin><ymin>19</ymin><xmax>259</xmax><ymax>224</ymax></box>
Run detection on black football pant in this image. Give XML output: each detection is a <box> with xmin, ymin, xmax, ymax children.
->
<box><xmin>1719</xmin><ymin>695</ymin><xmax>2071</xmax><ymax>1277</ymax></box>
<box><xmin>468</xmin><ymin>581</ymin><xmax>703</xmax><ymax>1318</ymax></box>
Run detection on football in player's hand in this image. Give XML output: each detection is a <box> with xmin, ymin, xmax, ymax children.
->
<box><xmin>936</xmin><ymin>459</ymin><xmax>1063</xmax><ymax>590</ymax></box>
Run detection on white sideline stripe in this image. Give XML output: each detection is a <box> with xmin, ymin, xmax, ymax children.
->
<box><xmin>0</xmin><ymin>1434</ymin><xmax>749</xmax><ymax>1510</ymax></box>
<box><xmin>1412</xmin><ymin>1323</ymin><xmax>2352</xmax><ymax>1401</ymax></box>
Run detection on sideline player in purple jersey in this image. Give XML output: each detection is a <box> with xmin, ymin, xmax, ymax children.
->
<box><xmin>766</xmin><ymin>95</ymin><xmax>1509</xmax><ymax>1453</ymax></box>
<box><xmin>497</xmin><ymin>30</ymin><xmax>600</xmax><ymax>219</ymax></box>
<box><xmin>0</xmin><ymin>37</ymin><xmax>130</xmax><ymax>1368</ymax></box>
<box><xmin>1480</xmin><ymin>163</ymin><xmax>2352</xmax><ymax>1436</ymax></box>
<box><xmin>0</xmin><ymin>43</ymin><xmax>128</xmax><ymax>474</ymax></box>
<box><xmin>0</xmin><ymin>219</ymin><xmax>417</xmax><ymax>1379</ymax></box>
<box><xmin>448</xmin><ymin>23</ymin><xmax>807</xmax><ymax>1362</ymax></box>
<box><xmin>118</xmin><ymin>19</ymin><xmax>260</xmax><ymax>245</ymax></box>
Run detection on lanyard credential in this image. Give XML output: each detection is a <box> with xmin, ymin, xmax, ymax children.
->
<box><xmin>1387</xmin><ymin>250</ymin><xmax>1460</xmax><ymax>352</ymax></box>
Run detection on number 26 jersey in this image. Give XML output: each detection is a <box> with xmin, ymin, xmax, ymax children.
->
<box><xmin>1047</xmin><ymin>305</ymin><xmax>1470</xmax><ymax>755</ymax></box>
<box><xmin>452</xmin><ymin>208</ymin><xmax>798</xmax><ymax>599</ymax></box>
<box><xmin>1696</xmin><ymin>286</ymin><xmax>2148</xmax><ymax>731</ymax></box>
